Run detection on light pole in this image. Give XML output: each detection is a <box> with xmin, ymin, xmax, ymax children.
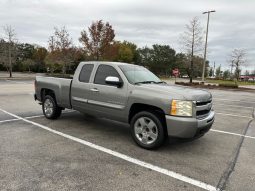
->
<box><xmin>202</xmin><ymin>10</ymin><xmax>216</xmax><ymax>82</ymax></box>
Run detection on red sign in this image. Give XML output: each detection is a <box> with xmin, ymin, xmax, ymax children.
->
<box><xmin>172</xmin><ymin>69</ymin><xmax>179</xmax><ymax>77</ymax></box>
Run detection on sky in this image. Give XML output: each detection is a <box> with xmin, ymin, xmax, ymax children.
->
<box><xmin>0</xmin><ymin>0</ymin><xmax>254</xmax><ymax>72</ymax></box>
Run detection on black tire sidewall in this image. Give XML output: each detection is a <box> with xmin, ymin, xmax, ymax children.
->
<box><xmin>42</xmin><ymin>95</ymin><xmax>61</xmax><ymax>119</ymax></box>
<box><xmin>130</xmin><ymin>111</ymin><xmax>165</xmax><ymax>149</ymax></box>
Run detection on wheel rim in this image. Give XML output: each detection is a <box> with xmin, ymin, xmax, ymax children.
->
<box><xmin>134</xmin><ymin>117</ymin><xmax>158</xmax><ymax>145</ymax></box>
<box><xmin>44</xmin><ymin>98</ymin><xmax>53</xmax><ymax>117</ymax></box>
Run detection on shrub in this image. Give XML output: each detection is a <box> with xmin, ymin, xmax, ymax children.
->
<box><xmin>218</xmin><ymin>83</ymin><xmax>238</xmax><ymax>88</ymax></box>
<box><xmin>192</xmin><ymin>82</ymin><xmax>200</xmax><ymax>85</ymax></box>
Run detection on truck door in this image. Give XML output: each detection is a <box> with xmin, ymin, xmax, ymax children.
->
<box><xmin>88</xmin><ymin>64</ymin><xmax>128</xmax><ymax>122</ymax></box>
<box><xmin>71</xmin><ymin>64</ymin><xmax>94</xmax><ymax>112</ymax></box>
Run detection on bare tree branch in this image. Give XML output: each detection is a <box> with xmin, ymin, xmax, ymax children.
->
<box><xmin>3</xmin><ymin>25</ymin><xmax>17</xmax><ymax>78</ymax></box>
<box><xmin>179</xmin><ymin>17</ymin><xmax>203</xmax><ymax>82</ymax></box>
<box><xmin>46</xmin><ymin>26</ymin><xmax>73</xmax><ymax>74</ymax></box>
<box><xmin>229</xmin><ymin>48</ymin><xmax>247</xmax><ymax>79</ymax></box>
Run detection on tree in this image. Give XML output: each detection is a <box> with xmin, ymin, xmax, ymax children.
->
<box><xmin>229</xmin><ymin>48</ymin><xmax>247</xmax><ymax>80</ymax></box>
<box><xmin>79</xmin><ymin>20</ymin><xmax>115</xmax><ymax>60</ymax></box>
<box><xmin>3</xmin><ymin>25</ymin><xmax>17</xmax><ymax>77</ymax></box>
<box><xmin>209</xmin><ymin>67</ymin><xmax>213</xmax><ymax>77</ymax></box>
<box><xmin>215</xmin><ymin>66</ymin><xmax>221</xmax><ymax>78</ymax></box>
<box><xmin>223</xmin><ymin>70</ymin><xmax>230</xmax><ymax>80</ymax></box>
<box><xmin>116</xmin><ymin>41</ymin><xmax>138</xmax><ymax>63</ymax></box>
<box><xmin>46</xmin><ymin>27</ymin><xmax>73</xmax><ymax>73</ymax></box>
<box><xmin>136</xmin><ymin>45</ymin><xmax>176</xmax><ymax>76</ymax></box>
<box><xmin>192</xmin><ymin>56</ymin><xmax>209</xmax><ymax>78</ymax></box>
<box><xmin>118</xmin><ymin>43</ymin><xmax>133</xmax><ymax>63</ymax></box>
<box><xmin>33</xmin><ymin>47</ymin><xmax>47</xmax><ymax>72</ymax></box>
<box><xmin>17</xmin><ymin>43</ymin><xmax>35</xmax><ymax>60</ymax></box>
<box><xmin>21</xmin><ymin>58</ymin><xmax>35</xmax><ymax>72</ymax></box>
<box><xmin>137</xmin><ymin>46</ymin><xmax>153</xmax><ymax>68</ymax></box>
<box><xmin>15</xmin><ymin>43</ymin><xmax>35</xmax><ymax>71</ymax></box>
<box><xmin>121</xmin><ymin>41</ymin><xmax>139</xmax><ymax>63</ymax></box>
<box><xmin>0</xmin><ymin>39</ymin><xmax>9</xmax><ymax>71</ymax></box>
<box><xmin>102</xmin><ymin>41</ymin><xmax>137</xmax><ymax>63</ymax></box>
<box><xmin>150</xmin><ymin>44</ymin><xmax>176</xmax><ymax>76</ymax></box>
<box><xmin>175</xmin><ymin>53</ymin><xmax>189</xmax><ymax>77</ymax></box>
<box><xmin>66</xmin><ymin>47</ymin><xmax>87</xmax><ymax>73</ymax></box>
<box><xmin>180</xmin><ymin>17</ymin><xmax>203</xmax><ymax>83</ymax></box>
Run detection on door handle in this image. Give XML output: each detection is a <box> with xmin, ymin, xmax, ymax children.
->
<box><xmin>90</xmin><ymin>88</ymin><xmax>99</xmax><ymax>92</ymax></box>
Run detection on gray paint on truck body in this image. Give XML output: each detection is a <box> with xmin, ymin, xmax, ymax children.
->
<box><xmin>35</xmin><ymin>61</ymin><xmax>215</xmax><ymax>138</ymax></box>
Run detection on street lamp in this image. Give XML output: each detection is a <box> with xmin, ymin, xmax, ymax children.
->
<box><xmin>202</xmin><ymin>10</ymin><xmax>216</xmax><ymax>82</ymax></box>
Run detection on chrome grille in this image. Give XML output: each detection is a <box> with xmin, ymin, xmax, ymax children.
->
<box><xmin>195</xmin><ymin>100</ymin><xmax>212</xmax><ymax>119</ymax></box>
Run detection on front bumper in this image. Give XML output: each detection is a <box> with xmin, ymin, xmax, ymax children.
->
<box><xmin>165</xmin><ymin>111</ymin><xmax>215</xmax><ymax>138</ymax></box>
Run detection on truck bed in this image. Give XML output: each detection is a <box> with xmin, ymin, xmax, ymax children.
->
<box><xmin>35</xmin><ymin>76</ymin><xmax>72</xmax><ymax>109</ymax></box>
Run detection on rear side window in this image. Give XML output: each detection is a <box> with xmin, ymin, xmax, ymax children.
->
<box><xmin>79</xmin><ymin>64</ymin><xmax>94</xmax><ymax>83</ymax></box>
<box><xmin>94</xmin><ymin>65</ymin><xmax>121</xmax><ymax>85</ymax></box>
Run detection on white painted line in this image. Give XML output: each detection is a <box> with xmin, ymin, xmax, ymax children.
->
<box><xmin>0</xmin><ymin>118</ymin><xmax>20</xmax><ymax>123</ymax></box>
<box><xmin>211</xmin><ymin>129</ymin><xmax>255</xmax><ymax>140</ymax></box>
<box><xmin>214</xmin><ymin>98</ymin><xmax>255</xmax><ymax>104</ymax></box>
<box><xmin>0</xmin><ymin>107</ymin><xmax>218</xmax><ymax>191</ymax></box>
<box><xmin>5</xmin><ymin>80</ymin><xmax>32</xmax><ymax>84</ymax></box>
<box><xmin>213</xmin><ymin>103</ymin><xmax>253</xmax><ymax>109</ymax></box>
<box><xmin>0</xmin><ymin>110</ymin><xmax>75</xmax><ymax>124</ymax></box>
<box><xmin>215</xmin><ymin>112</ymin><xmax>252</xmax><ymax>119</ymax></box>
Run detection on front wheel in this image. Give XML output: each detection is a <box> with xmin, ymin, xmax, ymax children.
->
<box><xmin>42</xmin><ymin>95</ymin><xmax>62</xmax><ymax>119</ymax></box>
<box><xmin>130</xmin><ymin>111</ymin><xmax>165</xmax><ymax>149</ymax></box>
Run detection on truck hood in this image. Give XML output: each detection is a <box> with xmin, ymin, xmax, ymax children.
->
<box><xmin>135</xmin><ymin>84</ymin><xmax>212</xmax><ymax>102</ymax></box>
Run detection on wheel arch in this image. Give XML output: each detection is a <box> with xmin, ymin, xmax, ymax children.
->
<box><xmin>41</xmin><ymin>88</ymin><xmax>56</xmax><ymax>101</ymax></box>
<box><xmin>128</xmin><ymin>103</ymin><xmax>167</xmax><ymax>133</ymax></box>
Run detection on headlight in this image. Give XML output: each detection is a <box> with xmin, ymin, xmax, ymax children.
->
<box><xmin>170</xmin><ymin>100</ymin><xmax>193</xmax><ymax>117</ymax></box>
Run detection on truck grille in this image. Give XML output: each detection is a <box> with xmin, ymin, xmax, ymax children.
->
<box><xmin>195</xmin><ymin>100</ymin><xmax>212</xmax><ymax>119</ymax></box>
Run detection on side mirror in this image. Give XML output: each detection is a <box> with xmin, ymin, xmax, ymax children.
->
<box><xmin>105</xmin><ymin>76</ymin><xmax>123</xmax><ymax>87</ymax></box>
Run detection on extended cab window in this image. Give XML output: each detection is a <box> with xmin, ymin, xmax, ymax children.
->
<box><xmin>94</xmin><ymin>65</ymin><xmax>121</xmax><ymax>85</ymax></box>
<box><xmin>79</xmin><ymin>64</ymin><xmax>94</xmax><ymax>83</ymax></box>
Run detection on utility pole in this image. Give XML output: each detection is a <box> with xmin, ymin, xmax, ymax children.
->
<box><xmin>202</xmin><ymin>10</ymin><xmax>216</xmax><ymax>82</ymax></box>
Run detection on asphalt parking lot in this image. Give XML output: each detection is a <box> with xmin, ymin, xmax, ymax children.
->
<box><xmin>0</xmin><ymin>80</ymin><xmax>254</xmax><ymax>191</ymax></box>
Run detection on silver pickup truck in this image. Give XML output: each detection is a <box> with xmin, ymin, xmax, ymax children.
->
<box><xmin>34</xmin><ymin>61</ymin><xmax>215</xmax><ymax>149</ymax></box>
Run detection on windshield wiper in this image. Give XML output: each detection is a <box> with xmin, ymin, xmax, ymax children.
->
<box><xmin>154</xmin><ymin>81</ymin><xmax>166</xmax><ymax>84</ymax></box>
<box><xmin>134</xmin><ymin>81</ymin><xmax>165</xmax><ymax>85</ymax></box>
<box><xmin>134</xmin><ymin>81</ymin><xmax>156</xmax><ymax>84</ymax></box>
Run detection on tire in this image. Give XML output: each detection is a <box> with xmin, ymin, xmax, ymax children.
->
<box><xmin>130</xmin><ymin>111</ymin><xmax>165</xmax><ymax>149</ymax></box>
<box><xmin>42</xmin><ymin>95</ymin><xmax>62</xmax><ymax>119</ymax></box>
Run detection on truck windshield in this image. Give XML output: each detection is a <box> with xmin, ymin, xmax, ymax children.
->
<box><xmin>119</xmin><ymin>65</ymin><xmax>162</xmax><ymax>84</ymax></box>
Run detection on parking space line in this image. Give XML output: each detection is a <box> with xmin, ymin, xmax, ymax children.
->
<box><xmin>213</xmin><ymin>103</ymin><xmax>253</xmax><ymax>109</ymax></box>
<box><xmin>211</xmin><ymin>129</ymin><xmax>255</xmax><ymax>140</ymax></box>
<box><xmin>0</xmin><ymin>110</ymin><xmax>75</xmax><ymax>124</ymax></box>
<box><xmin>214</xmin><ymin>98</ymin><xmax>255</xmax><ymax>104</ymax></box>
<box><xmin>0</xmin><ymin>118</ymin><xmax>20</xmax><ymax>123</ymax></box>
<box><xmin>0</xmin><ymin>107</ymin><xmax>218</xmax><ymax>191</ymax></box>
<box><xmin>216</xmin><ymin>112</ymin><xmax>252</xmax><ymax>119</ymax></box>
<box><xmin>5</xmin><ymin>80</ymin><xmax>32</xmax><ymax>84</ymax></box>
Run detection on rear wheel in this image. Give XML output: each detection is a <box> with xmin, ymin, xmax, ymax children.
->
<box><xmin>131</xmin><ymin>111</ymin><xmax>165</xmax><ymax>149</ymax></box>
<box><xmin>42</xmin><ymin>95</ymin><xmax>62</xmax><ymax>119</ymax></box>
